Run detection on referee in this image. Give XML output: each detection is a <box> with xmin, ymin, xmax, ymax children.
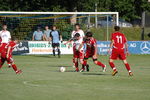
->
<box><xmin>50</xmin><ymin>26</ymin><xmax>62</xmax><ymax>58</ymax></box>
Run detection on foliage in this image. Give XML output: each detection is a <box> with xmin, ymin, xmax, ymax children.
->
<box><xmin>0</xmin><ymin>0</ymin><xmax>150</xmax><ymax>22</ymax></box>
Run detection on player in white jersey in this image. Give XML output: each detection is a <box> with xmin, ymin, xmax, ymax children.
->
<box><xmin>65</xmin><ymin>24</ymin><xmax>85</xmax><ymax>71</ymax></box>
<box><xmin>0</xmin><ymin>24</ymin><xmax>11</xmax><ymax>54</ymax></box>
<box><xmin>71</xmin><ymin>24</ymin><xmax>85</xmax><ymax>70</ymax></box>
<box><xmin>65</xmin><ymin>33</ymin><xmax>84</xmax><ymax>72</ymax></box>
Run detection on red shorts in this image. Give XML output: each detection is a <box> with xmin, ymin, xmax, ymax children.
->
<box><xmin>84</xmin><ymin>50</ymin><xmax>96</xmax><ymax>60</ymax></box>
<box><xmin>73</xmin><ymin>50</ymin><xmax>84</xmax><ymax>59</ymax></box>
<box><xmin>0</xmin><ymin>43</ymin><xmax>7</xmax><ymax>53</ymax></box>
<box><xmin>110</xmin><ymin>48</ymin><xmax>126</xmax><ymax>60</ymax></box>
<box><xmin>1</xmin><ymin>54</ymin><xmax>13</xmax><ymax>63</ymax></box>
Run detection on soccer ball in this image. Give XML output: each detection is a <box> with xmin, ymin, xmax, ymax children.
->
<box><xmin>60</xmin><ymin>67</ymin><xmax>66</xmax><ymax>72</ymax></box>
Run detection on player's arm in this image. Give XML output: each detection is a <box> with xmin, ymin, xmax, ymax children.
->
<box><xmin>48</xmin><ymin>31</ymin><xmax>53</xmax><ymax>44</ymax></box>
<box><xmin>8</xmin><ymin>32</ymin><xmax>11</xmax><ymax>42</ymax></box>
<box><xmin>32</xmin><ymin>32</ymin><xmax>35</xmax><ymax>41</ymax></box>
<box><xmin>125</xmin><ymin>42</ymin><xmax>130</xmax><ymax>56</ymax></box>
<box><xmin>93</xmin><ymin>41</ymin><xmax>98</xmax><ymax>57</ymax></box>
<box><xmin>6</xmin><ymin>46</ymin><xmax>11</xmax><ymax>58</ymax></box>
<box><xmin>64</xmin><ymin>37</ymin><xmax>75</xmax><ymax>45</ymax></box>
<box><xmin>43</xmin><ymin>34</ymin><xmax>46</xmax><ymax>41</ymax></box>
<box><xmin>108</xmin><ymin>40</ymin><xmax>114</xmax><ymax>54</ymax></box>
<box><xmin>124</xmin><ymin>35</ymin><xmax>129</xmax><ymax>55</ymax></box>
<box><xmin>58</xmin><ymin>31</ymin><xmax>63</xmax><ymax>43</ymax></box>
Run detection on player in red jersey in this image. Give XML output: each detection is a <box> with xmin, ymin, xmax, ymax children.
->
<box><xmin>0</xmin><ymin>38</ymin><xmax>22</xmax><ymax>74</ymax></box>
<box><xmin>108</xmin><ymin>26</ymin><xmax>133</xmax><ymax>76</ymax></box>
<box><xmin>64</xmin><ymin>33</ymin><xmax>85</xmax><ymax>72</ymax></box>
<box><xmin>79</xmin><ymin>32</ymin><xmax>106</xmax><ymax>72</ymax></box>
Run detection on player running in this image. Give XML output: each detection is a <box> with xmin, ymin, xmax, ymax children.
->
<box><xmin>79</xmin><ymin>32</ymin><xmax>106</xmax><ymax>72</ymax></box>
<box><xmin>0</xmin><ymin>24</ymin><xmax>12</xmax><ymax>67</ymax></box>
<box><xmin>108</xmin><ymin>26</ymin><xmax>133</xmax><ymax>76</ymax></box>
<box><xmin>0</xmin><ymin>38</ymin><xmax>22</xmax><ymax>74</ymax></box>
<box><xmin>71</xmin><ymin>24</ymin><xmax>85</xmax><ymax>68</ymax></box>
<box><xmin>50</xmin><ymin>26</ymin><xmax>62</xmax><ymax>58</ymax></box>
<box><xmin>65</xmin><ymin>33</ymin><xmax>85</xmax><ymax>72</ymax></box>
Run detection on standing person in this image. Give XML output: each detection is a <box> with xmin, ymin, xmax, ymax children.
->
<box><xmin>0</xmin><ymin>38</ymin><xmax>22</xmax><ymax>74</ymax></box>
<box><xmin>32</xmin><ymin>27</ymin><xmax>43</xmax><ymax>41</ymax></box>
<box><xmin>78</xmin><ymin>32</ymin><xmax>106</xmax><ymax>72</ymax></box>
<box><xmin>50</xmin><ymin>26</ymin><xmax>62</xmax><ymax>58</ymax></box>
<box><xmin>43</xmin><ymin>25</ymin><xmax>51</xmax><ymax>41</ymax></box>
<box><xmin>108</xmin><ymin>26</ymin><xmax>133</xmax><ymax>76</ymax></box>
<box><xmin>0</xmin><ymin>24</ymin><xmax>11</xmax><ymax>54</ymax></box>
<box><xmin>71</xmin><ymin>24</ymin><xmax>85</xmax><ymax>68</ymax></box>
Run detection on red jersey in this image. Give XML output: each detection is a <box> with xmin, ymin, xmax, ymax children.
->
<box><xmin>7</xmin><ymin>41</ymin><xmax>16</xmax><ymax>54</ymax></box>
<box><xmin>84</xmin><ymin>37</ymin><xmax>97</xmax><ymax>53</ymax></box>
<box><xmin>111</xmin><ymin>32</ymin><xmax>127</xmax><ymax>49</ymax></box>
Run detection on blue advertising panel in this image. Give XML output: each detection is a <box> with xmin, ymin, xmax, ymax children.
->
<box><xmin>97</xmin><ymin>41</ymin><xmax>150</xmax><ymax>55</ymax></box>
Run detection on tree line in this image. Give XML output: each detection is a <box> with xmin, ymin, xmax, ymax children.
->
<box><xmin>0</xmin><ymin>0</ymin><xmax>150</xmax><ymax>23</ymax></box>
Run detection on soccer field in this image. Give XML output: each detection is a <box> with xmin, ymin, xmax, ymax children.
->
<box><xmin>0</xmin><ymin>55</ymin><xmax>150</xmax><ymax>100</ymax></box>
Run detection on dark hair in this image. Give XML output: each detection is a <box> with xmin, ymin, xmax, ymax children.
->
<box><xmin>52</xmin><ymin>25</ymin><xmax>57</xmax><ymax>28</ymax></box>
<box><xmin>114</xmin><ymin>26</ymin><xmax>120</xmax><ymax>31</ymax></box>
<box><xmin>2</xmin><ymin>24</ymin><xmax>7</xmax><ymax>26</ymax></box>
<box><xmin>74</xmin><ymin>33</ymin><xmax>80</xmax><ymax>37</ymax></box>
<box><xmin>75</xmin><ymin>23</ymin><xmax>80</xmax><ymax>28</ymax></box>
<box><xmin>45</xmin><ymin>25</ymin><xmax>49</xmax><ymax>27</ymax></box>
<box><xmin>86</xmin><ymin>32</ymin><xmax>93</xmax><ymax>37</ymax></box>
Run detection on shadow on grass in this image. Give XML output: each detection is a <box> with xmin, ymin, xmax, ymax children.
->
<box><xmin>82</xmin><ymin>73</ymin><xmax>109</xmax><ymax>76</ymax></box>
<box><xmin>29</xmin><ymin>55</ymin><xmax>57</xmax><ymax>58</ymax></box>
<box><xmin>47</xmin><ymin>66</ymin><xmax>71</xmax><ymax>68</ymax></box>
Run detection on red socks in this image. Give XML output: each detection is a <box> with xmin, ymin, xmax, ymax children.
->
<box><xmin>12</xmin><ymin>64</ymin><xmax>18</xmax><ymax>72</ymax></box>
<box><xmin>109</xmin><ymin>62</ymin><xmax>117</xmax><ymax>71</ymax></box>
<box><xmin>109</xmin><ymin>62</ymin><xmax>131</xmax><ymax>72</ymax></box>
<box><xmin>83</xmin><ymin>60</ymin><xmax>87</xmax><ymax>66</ymax></box>
<box><xmin>96</xmin><ymin>61</ymin><xmax>105</xmax><ymax>68</ymax></box>
<box><xmin>125</xmin><ymin>63</ymin><xmax>131</xmax><ymax>72</ymax></box>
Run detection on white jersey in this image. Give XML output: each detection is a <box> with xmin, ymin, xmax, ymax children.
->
<box><xmin>73</xmin><ymin>37</ymin><xmax>83</xmax><ymax>50</ymax></box>
<box><xmin>71</xmin><ymin>30</ymin><xmax>85</xmax><ymax>38</ymax></box>
<box><xmin>0</xmin><ymin>30</ymin><xmax>11</xmax><ymax>43</ymax></box>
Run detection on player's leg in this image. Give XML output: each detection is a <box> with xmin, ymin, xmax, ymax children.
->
<box><xmin>7</xmin><ymin>60</ymin><xmax>11</xmax><ymax>68</ymax></box>
<box><xmin>109</xmin><ymin>58</ymin><xmax>118</xmax><ymax>76</ymax></box>
<box><xmin>82</xmin><ymin>51</ymin><xmax>91</xmax><ymax>72</ymax></box>
<box><xmin>73</xmin><ymin>51</ymin><xmax>80</xmax><ymax>72</ymax></box>
<box><xmin>122</xmin><ymin>59</ymin><xmax>133</xmax><ymax>76</ymax></box>
<box><xmin>7</xmin><ymin>57</ymin><xmax>22</xmax><ymax>74</ymax></box>
<box><xmin>52</xmin><ymin>43</ymin><xmax>56</xmax><ymax>56</ymax></box>
<box><xmin>92</xmin><ymin>55</ymin><xmax>106</xmax><ymax>72</ymax></box>
<box><xmin>109</xmin><ymin>49</ymin><xmax>118</xmax><ymax>76</ymax></box>
<box><xmin>0</xmin><ymin>57</ymin><xmax>6</xmax><ymax>69</ymax></box>
<box><xmin>57</xmin><ymin>43</ymin><xmax>61</xmax><ymax>58</ymax></box>
<box><xmin>78</xmin><ymin>51</ymin><xmax>85</xmax><ymax>72</ymax></box>
<box><xmin>120</xmin><ymin>51</ymin><xmax>133</xmax><ymax>76</ymax></box>
<box><xmin>79</xmin><ymin>59</ymin><xmax>86</xmax><ymax>72</ymax></box>
<box><xmin>74</xmin><ymin>58</ymin><xmax>79</xmax><ymax>72</ymax></box>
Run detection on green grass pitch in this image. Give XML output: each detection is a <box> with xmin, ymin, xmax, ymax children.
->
<box><xmin>0</xmin><ymin>55</ymin><xmax>150</xmax><ymax>100</ymax></box>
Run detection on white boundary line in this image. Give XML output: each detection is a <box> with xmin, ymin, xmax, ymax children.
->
<box><xmin>23</xmin><ymin>81</ymin><xmax>40</xmax><ymax>87</ymax></box>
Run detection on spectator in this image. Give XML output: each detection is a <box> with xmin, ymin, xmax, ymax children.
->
<box><xmin>43</xmin><ymin>26</ymin><xmax>51</xmax><ymax>41</ymax></box>
<box><xmin>32</xmin><ymin>27</ymin><xmax>43</xmax><ymax>41</ymax></box>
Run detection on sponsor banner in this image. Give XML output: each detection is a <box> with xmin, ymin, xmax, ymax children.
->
<box><xmin>13</xmin><ymin>41</ymin><xmax>29</xmax><ymax>55</ymax></box>
<box><xmin>28</xmin><ymin>41</ymin><xmax>73</xmax><ymax>54</ymax></box>
<box><xmin>97</xmin><ymin>41</ymin><xmax>150</xmax><ymax>55</ymax></box>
